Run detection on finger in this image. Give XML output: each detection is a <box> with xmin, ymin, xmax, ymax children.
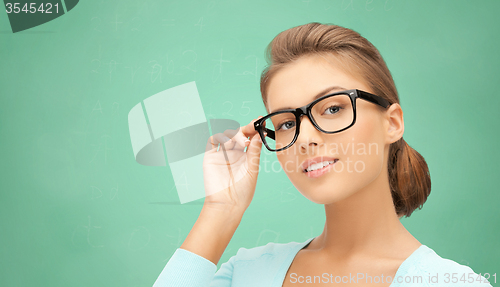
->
<box><xmin>205</xmin><ymin>135</ymin><xmax>219</xmax><ymax>153</ymax></box>
<box><xmin>222</xmin><ymin>128</ymin><xmax>238</xmax><ymax>140</ymax></box>
<box><xmin>227</xmin><ymin>128</ymin><xmax>250</xmax><ymax>152</ymax></box>
<box><xmin>213</xmin><ymin>133</ymin><xmax>235</xmax><ymax>151</ymax></box>
<box><xmin>223</xmin><ymin>128</ymin><xmax>246</xmax><ymax>150</ymax></box>
<box><xmin>240</xmin><ymin>116</ymin><xmax>265</xmax><ymax>139</ymax></box>
<box><xmin>245</xmin><ymin>133</ymin><xmax>264</xmax><ymax>176</ymax></box>
<box><xmin>222</xmin><ymin>129</ymin><xmax>239</xmax><ymax>146</ymax></box>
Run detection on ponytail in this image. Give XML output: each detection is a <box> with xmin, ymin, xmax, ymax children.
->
<box><xmin>388</xmin><ymin>138</ymin><xmax>431</xmax><ymax>217</ymax></box>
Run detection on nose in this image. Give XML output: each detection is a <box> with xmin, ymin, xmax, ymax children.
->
<box><xmin>294</xmin><ymin>115</ymin><xmax>324</xmax><ymax>150</ymax></box>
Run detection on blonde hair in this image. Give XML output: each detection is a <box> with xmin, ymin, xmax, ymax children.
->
<box><xmin>260</xmin><ymin>22</ymin><xmax>431</xmax><ymax>217</ymax></box>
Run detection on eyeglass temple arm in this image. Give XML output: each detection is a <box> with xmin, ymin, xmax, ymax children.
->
<box><xmin>357</xmin><ymin>90</ymin><xmax>391</xmax><ymax>108</ymax></box>
<box><xmin>265</xmin><ymin>128</ymin><xmax>275</xmax><ymax>140</ymax></box>
<box><xmin>254</xmin><ymin>122</ymin><xmax>276</xmax><ymax>140</ymax></box>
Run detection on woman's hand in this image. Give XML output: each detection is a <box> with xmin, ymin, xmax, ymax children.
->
<box><xmin>202</xmin><ymin>116</ymin><xmax>266</xmax><ymax>213</ymax></box>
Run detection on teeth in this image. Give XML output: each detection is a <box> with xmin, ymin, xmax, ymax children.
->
<box><xmin>305</xmin><ymin>160</ymin><xmax>335</xmax><ymax>172</ymax></box>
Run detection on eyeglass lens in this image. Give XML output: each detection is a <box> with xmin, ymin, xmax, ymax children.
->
<box><xmin>262</xmin><ymin>94</ymin><xmax>354</xmax><ymax>151</ymax></box>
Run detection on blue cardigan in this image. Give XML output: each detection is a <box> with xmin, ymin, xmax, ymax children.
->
<box><xmin>153</xmin><ymin>237</ymin><xmax>493</xmax><ymax>286</ymax></box>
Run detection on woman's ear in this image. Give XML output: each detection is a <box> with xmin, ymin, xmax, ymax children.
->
<box><xmin>384</xmin><ymin>103</ymin><xmax>404</xmax><ymax>145</ymax></box>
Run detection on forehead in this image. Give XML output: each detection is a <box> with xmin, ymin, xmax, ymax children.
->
<box><xmin>266</xmin><ymin>54</ymin><xmax>369</xmax><ymax>113</ymax></box>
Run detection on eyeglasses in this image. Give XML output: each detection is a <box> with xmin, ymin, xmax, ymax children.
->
<box><xmin>254</xmin><ymin>89</ymin><xmax>391</xmax><ymax>152</ymax></box>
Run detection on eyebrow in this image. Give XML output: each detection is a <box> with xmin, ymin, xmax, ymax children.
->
<box><xmin>269</xmin><ymin>85</ymin><xmax>347</xmax><ymax>113</ymax></box>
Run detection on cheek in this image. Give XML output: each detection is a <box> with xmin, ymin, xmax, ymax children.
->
<box><xmin>277</xmin><ymin>153</ymin><xmax>300</xmax><ymax>175</ymax></box>
<box><xmin>354</xmin><ymin>120</ymin><xmax>383</xmax><ymax>157</ymax></box>
<box><xmin>343</xmin><ymin>115</ymin><xmax>386</xmax><ymax>179</ymax></box>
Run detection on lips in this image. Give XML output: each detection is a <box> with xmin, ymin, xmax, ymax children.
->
<box><xmin>301</xmin><ymin>156</ymin><xmax>339</xmax><ymax>173</ymax></box>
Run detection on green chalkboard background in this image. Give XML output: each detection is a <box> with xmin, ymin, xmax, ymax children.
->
<box><xmin>1</xmin><ymin>0</ymin><xmax>499</xmax><ymax>286</ymax></box>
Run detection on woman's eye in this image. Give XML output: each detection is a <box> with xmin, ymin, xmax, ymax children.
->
<box><xmin>277</xmin><ymin>121</ymin><xmax>295</xmax><ymax>131</ymax></box>
<box><xmin>324</xmin><ymin>105</ymin><xmax>342</xmax><ymax>115</ymax></box>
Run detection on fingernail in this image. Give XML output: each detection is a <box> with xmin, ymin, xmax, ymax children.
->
<box><xmin>244</xmin><ymin>138</ymin><xmax>250</xmax><ymax>143</ymax></box>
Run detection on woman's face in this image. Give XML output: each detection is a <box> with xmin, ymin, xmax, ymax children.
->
<box><xmin>266</xmin><ymin>54</ymin><xmax>391</xmax><ymax>204</ymax></box>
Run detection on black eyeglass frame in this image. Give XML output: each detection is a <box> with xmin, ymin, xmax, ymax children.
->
<box><xmin>253</xmin><ymin>89</ymin><xmax>391</xmax><ymax>152</ymax></box>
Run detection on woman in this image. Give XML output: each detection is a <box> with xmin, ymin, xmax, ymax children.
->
<box><xmin>153</xmin><ymin>23</ymin><xmax>492</xmax><ymax>286</ymax></box>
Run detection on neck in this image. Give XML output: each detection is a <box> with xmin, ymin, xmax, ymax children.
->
<box><xmin>312</xmin><ymin>167</ymin><xmax>420</xmax><ymax>259</ymax></box>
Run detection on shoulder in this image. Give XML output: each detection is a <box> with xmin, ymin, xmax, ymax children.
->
<box><xmin>232</xmin><ymin>239</ymin><xmax>302</xmax><ymax>262</ymax></box>
<box><xmin>214</xmin><ymin>239</ymin><xmax>308</xmax><ymax>284</ymax></box>
<box><xmin>396</xmin><ymin>245</ymin><xmax>492</xmax><ymax>286</ymax></box>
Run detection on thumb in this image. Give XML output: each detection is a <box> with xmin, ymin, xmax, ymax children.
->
<box><xmin>246</xmin><ymin>133</ymin><xmax>264</xmax><ymax>175</ymax></box>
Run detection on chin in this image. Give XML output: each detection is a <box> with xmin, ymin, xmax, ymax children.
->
<box><xmin>290</xmin><ymin>165</ymin><xmax>378</xmax><ymax>205</ymax></box>
<box><xmin>301</xmin><ymin>193</ymin><xmax>340</xmax><ymax>205</ymax></box>
<box><xmin>288</xmin><ymin>173</ymin><xmax>355</xmax><ymax>204</ymax></box>
<box><xmin>299</xmin><ymin>185</ymin><xmax>357</xmax><ymax>204</ymax></box>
